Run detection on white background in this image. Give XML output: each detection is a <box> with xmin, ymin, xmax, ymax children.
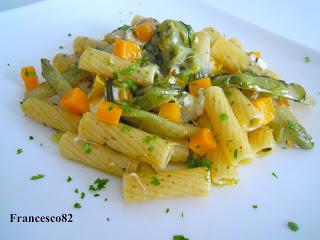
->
<box><xmin>1</xmin><ymin>0</ymin><xmax>319</xmax><ymax>51</ymax></box>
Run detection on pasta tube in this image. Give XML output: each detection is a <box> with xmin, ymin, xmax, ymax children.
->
<box><xmin>78</xmin><ymin>112</ymin><xmax>174</xmax><ymax>170</ymax></box>
<box><xmin>225</xmin><ymin>87</ymin><xmax>263</xmax><ymax>131</ymax></box>
<box><xmin>249</xmin><ymin>126</ymin><xmax>276</xmax><ymax>157</ymax></box>
<box><xmin>52</xmin><ymin>53</ymin><xmax>78</xmax><ymax>73</ymax></box>
<box><xmin>73</xmin><ymin>36</ymin><xmax>111</xmax><ymax>55</ymax></box>
<box><xmin>168</xmin><ymin>139</ymin><xmax>189</xmax><ymax>163</ymax></box>
<box><xmin>205</xmin><ymin>86</ymin><xmax>253</xmax><ymax>166</ymax></box>
<box><xmin>79</xmin><ymin>48</ymin><xmax>157</xmax><ymax>86</ymax></box>
<box><xmin>21</xmin><ymin>98</ymin><xmax>81</xmax><ymax>133</ymax></box>
<box><xmin>123</xmin><ymin>167</ymin><xmax>210</xmax><ymax>202</ymax></box>
<box><xmin>59</xmin><ymin>132</ymin><xmax>139</xmax><ymax>176</ymax></box>
<box><xmin>206</xmin><ymin>144</ymin><xmax>239</xmax><ymax>186</ymax></box>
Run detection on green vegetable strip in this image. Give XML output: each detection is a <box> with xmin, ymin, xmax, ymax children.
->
<box><xmin>269</xmin><ymin>106</ymin><xmax>314</xmax><ymax>149</ymax></box>
<box><xmin>211</xmin><ymin>72</ymin><xmax>308</xmax><ymax>104</ymax></box>
<box><xmin>25</xmin><ymin>64</ymin><xmax>90</xmax><ymax>99</ymax></box>
<box><xmin>119</xmin><ymin>103</ymin><xmax>198</xmax><ymax>139</ymax></box>
<box><xmin>41</xmin><ymin>58</ymin><xmax>73</xmax><ymax>97</ymax></box>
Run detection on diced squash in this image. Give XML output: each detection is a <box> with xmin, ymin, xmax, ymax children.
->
<box><xmin>21</xmin><ymin>66</ymin><xmax>39</xmax><ymax>91</ymax></box>
<box><xmin>88</xmin><ymin>75</ymin><xmax>105</xmax><ymax>101</ymax></box>
<box><xmin>134</xmin><ymin>20</ymin><xmax>155</xmax><ymax>42</ymax></box>
<box><xmin>113</xmin><ymin>39</ymin><xmax>141</xmax><ymax>61</ymax></box>
<box><xmin>96</xmin><ymin>101</ymin><xmax>122</xmax><ymax>125</ymax></box>
<box><xmin>60</xmin><ymin>88</ymin><xmax>89</xmax><ymax>115</ymax></box>
<box><xmin>158</xmin><ymin>102</ymin><xmax>181</xmax><ymax>123</ymax></box>
<box><xmin>251</xmin><ymin>97</ymin><xmax>275</xmax><ymax>125</ymax></box>
<box><xmin>188</xmin><ymin>78</ymin><xmax>212</xmax><ymax>96</ymax></box>
<box><xmin>188</xmin><ymin>128</ymin><xmax>217</xmax><ymax>156</ymax></box>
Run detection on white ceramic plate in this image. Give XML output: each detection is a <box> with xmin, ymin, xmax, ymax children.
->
<box><xmin>1</xmin><ymin>0</ymin><xmax>319</xmax><ymax>239</ymax></box>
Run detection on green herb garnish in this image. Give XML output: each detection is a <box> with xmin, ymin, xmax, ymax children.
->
<box><xmin>16</xmin><ymin>148</ymin><xmax>23</xmax><ymax>155</ymax></box>
<box><xmin>233</xmin><ymin>149</ymin><xmax>238</xmax><ymax>159</ymax></box>
<box><xmin>219</xmin><ymin>113</ymin><xmax>229</xmax><ymax>121</ymax></box>
<box><xmin>94</xmin><ymin>193</ymin><xmax>100</xmax><ymax>197</ymax></box>
<box><xmin>151</xmin><ymin>176</ymin><xmax>160</xmax><ymax>185</ymax></box>
<box><xmin>119</xmin><ymin>103</ymin><xmax>132</xmax><ymax>113</ymax></box>
<box><xmin>287</xmin><ymin>122</ymin><xmax>296</xmax><ymax>131</ymax></box>
<box><xmin>83</xmin><ymin>142</ymin><xmax>91</xmax><ymax>154</ymax></box>
<box><xmin>143</xmin><ymin>134</ymin><xmax>158</xmax><ymax>144</ymax></box>
<box><xmin>173</xmin><ymin>235</ymin><xmax>189</xmax><ymax>240</ymax></box>
<box><xmin>89</xmin><ymin>178</ymin><xmax>109</xmax><ymax>191</ymax></box>
<box><xmin>68</xmin><ymin>33</ymin><xmax>72</xmax><ymax>37</ymax></box>
<box><xmin>304</xmin><ymin>56</ymin><xmax>311</xmax><ymax>63</ymax></box>
<box><xmin>29</xmin><ymin>136</ymin><xmax>34</xmax><ymax>140</ymax></box>
<box><xmin>252</xmin><ymin>205</ymin><xmax>258</xmax><ymax>209</ymax></box>
<box><xmin>66</xmin><ymin>176</ymin><xmax>72</xmax><ymax>182</ymax></box>
<box><xmin>125</xmin><ymin>80</ymin><xmax>138</xmax><ymax>91</ymax></box>
<box><xmin>165</xmin><ymin>208</ymin><xmax>170</xmax><ymax>213</ymax></box>
<box><xmin>74</xmin><ymin>203</ymin><xmax>81</xmax><ymax>209</ymax></box>
<box><xmin>80</xmin><ymin>192</ymin><xmax>85</xmax><ymax>199</ymax></box>
<box><xmin>119</xmin><ymin>24</ymin><xmax>131</xmax><ymax>31</ymax></box>
<box><xmin>187</xmin><ymin>156</ymin><xmax>211</xmax><ymax>169</ymax></box>
<box><xmin>121</xmin><ymin>125</ymin><xmax>131</xmax><ymax>133</ymax></box>
<box><xmin>287</xmin><ymin>221</ymin><xmax>299</xmax><ymax>232</ymax></box>
<box><xmin>225</xmin><ymin>91</ymin><xmax>232</xmax><ymax>97</ymax></box>
<box><xmin>74</xmin><ymin>188</ymin><xmax>79</xmax><ymax>193</ymax></box>
<box><xmin>272</xmin><ymin>172</ymin><xmax>278</xmax><ymax>179</ymax></box>
<box><xmin>30</xmin><ymin>174</ymin><xmax>45</xmax><ymax>180</ymax></box>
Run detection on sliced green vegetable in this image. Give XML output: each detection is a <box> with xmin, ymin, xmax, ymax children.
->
<box><xmin>269</xmin><ymin>106</ymin><xmax>313</xmax><ymax>149</ymax></box>
<box><xmin>211</xmin><ymin>71</ymin><xmax>310</xmax><ymax>104</ymax></box>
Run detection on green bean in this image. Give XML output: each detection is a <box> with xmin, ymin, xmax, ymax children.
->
<box><xmin>269</xmin><ymin>106</ymin><xmax>314</xmax><ymax>149</ymax></box>
<box><xmin>120</xmin><ymin>103</ymin><xmax>198</xmax><ymax>139</ymax></box>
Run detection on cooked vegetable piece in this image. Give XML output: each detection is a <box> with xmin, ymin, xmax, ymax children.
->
<box><xmin>73</xmin><ymin>36</ymin><xmax>111</xmax><ymax>55</ymax></box>
<box><xmin>188</xmin><ymin>128</ymin><xmax>217</xmax><ymax>156</ymax></box>
<box><xmin>158</xmin><ymin>102</ymin><xmax>181</xmax><ymax>123</ymax></box>
<box><xmin>269</xmin><ymin>106</ymin><xmax>313</xmax><ymax>149</ymax></box>
<box><xmin>25</xmin><ymin>63</ymin><xmax>90</xmax><ymax>100</ymax></box>
<box><xmin>88</xmin><ymin>75</ymin><xmax>105</xmax><ymax>101</ymax></box>
<box><xmin>212</xmin><ymin>71</ymin><xmax>309</xmax><ymax>104</ymax></box>
<box><xmin>41</xmin><ymin>58</ymin><xmax>73</xmax><ymax>97</ymax></box>
<box><xmin>96</xmin><ymin>101</ymin><xmax>122</xmax><ymax>125</ymax></box>
<box><xmin>134</xmin><ymin>20</ymin><xmax>156</xmax><ymax>42</ymax></box>
<box><xmin>60</xmin><ymin>88</ymin><xmax>89</xmax><ymax>115</ymax></box>
<box><xmin>52</xmin><ymin>53</ymin><xmax>78</xmax><ymax>73</ymax></box>
<box><xmin>188</xmin><ymin>77</ymin><xmax>211</xmax><ymax>96</ymax></box>
<box><xmin>120</xmin><ymin>104</ymin><xmax>198</xmax><ymax>139</ymax></box>
<box><xmin>113</xmin><ymin>39</ymin><xmax>141</xmax><ymax>61</ymax></box>
<box><xmin>21</xmin><ymin>66</ymin><xmax>39</xmax><ymax>91</ymax></box>
<box><xmin>251</xmin><ymin>97</ymin><xmax>275</xmax><ymax>125</ymax></box>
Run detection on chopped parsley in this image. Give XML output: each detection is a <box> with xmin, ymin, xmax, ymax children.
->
<box><xmin>181</xmin><ymin>212</ymin><xmax>184</xmax><ymax>218</ymax></box>
<box><xmin>225</xmin><ymin>91</ymin><xmax>232</xmax><ymax>97</ymax></box>
<box><xmin>94</xmin><ymin>193</ymin><xmax>100</xmax><ymax>197</ymax></box>
<box><xmin>89</xmin><ymin>178</ymin><xmax>109</xmax><ymax>191</ymax></box>
<box><xmin>82</xmin><ymin>142</ymin><xmax>91</xmax><ymax>154</ymax></box>
<box><xmin>16</xmin><ymin>148</ymin><xmax>23</xmax><ymax>155</ymax></box>
<box><xmin>119</xmin><ymin>103</ymin><xmax>132</xmax><ymax>113</ymax></box>
<box><xmin>272</xmin><ymin>172</ymin><xmax>279</xmax><ymax>179</ymax></box>
<box><xmin>74</xmin><ymin>188</ymin><xmax>79</xmax><ymax>193</ymax></box>
<box><xmin>287</xmin><ymin>221</ymin><xmax>299</xmax><ymax>232</ymax></box>
<box><xmin>219</xmin><ymin>113</ymin><xmax>229</xmax><ymax>121</ymax></box>
<box><xmin>108</xmin><ymin>102</ymin><xmax>115</xmax><ymax>112</ymax></box>
<box><xmin>173</xmin><ymin>235</ymin><xmax>189</xmax><ymax>240</ymax></box>
<box><xmin>151</xmin><ymin>176</ymin><xmax>160</xmax><ymax>185</ymax></box>
<box><xmin>30</xmin><ymin>174</ymin><xmax>45</xmax><ymax>180</ymax></box>
<box><xmin>66</xmin><ymin>176</ymin><xmax>72</xmax><ymax>182</ymax></box>
<box><xmin>80</xmin><ymin>192</ymin><xmax>85</xmax><ymax>199</ymax></box>
<box><xmin>121</xmin><ymin>125</ymin><xmax>131</xmax><ymax>133</ymax></box>
<box><xmin>143</xmin><ymin>134</ymin><xmax>158</xmax><ymax>144</ymax></box>
<box><xmin>165</xmin><ymin>208</ymin><xmax>170</xmax><ymax>213</ymax></box>
<box><xmin>118</xmin><ymin>24</ymin><xmax>131</xmax><ymax>31</ymax></box>
<box><xmin>125</xmin><ymin>80</ymin><xmax>138</xmax><ymax>91</ymax></box>
<box><xmin>68</xmin><ymin>33</ymin><xmax>72</xmax><ymax>37</ymax></box>
<box><xmin>59</xmin><ymin>46</ymin><xmax>64</xmax><ymax>49</ymax></box>
<box><xmin>104</xmin><ymin>198</ymin><xmax>108</xmax><ymax>202</ymax></box>
<box><xmin>287</xmin><ymin>122</ymin><xmax>296</xmax><ymax>131</ymax></box>
<box><xmin>233</xmin><ymin>149</ymin><xmax>238</xmax><ymax>159</ymax></box>
<box><xmin>304</xmin><ymin>56</ymin><xmax>311</xmax><ymax>63</ymax></box>
<box><xmin>252</xmin><ymin>205</ymin><xmax>258</xmax><ymax>209</ymax></box>
<box><xmin>107</xmin><ymin>217</ymin><xmax>110</xmax><ymax>221</ymax></box>
<box><xmin>29</xmin><ymin>136</ymin><xmax>34</xmax><ymax>140</ymax></box>
<box><xmin>74</xmin><ymin>203</ymin><xmax>81</xmax><ymax>209</ymax></box>
<box><xmin>187</xmin><ymin>156</ymin><xmax>211</xmax><ymax>169</ymax></box>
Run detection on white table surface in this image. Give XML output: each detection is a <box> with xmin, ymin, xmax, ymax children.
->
<box><xmin>1</xmin><ymin>0</ymin><xmax>319</xmax><ymax>51</ymax></box>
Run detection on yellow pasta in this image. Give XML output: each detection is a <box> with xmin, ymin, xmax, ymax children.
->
<box><xmin>79</xmin><ymin>48</ymin><xmax>157</xmax><ymax>86</ymax></box>
<box><xmin>136</xmin><ymin>162</ymin><xmax>156</xmax><ymax>174</ymax></box>
<box><xmin>59</xmin><ymin>132</ymin><xmax>139</xmax><ymax>176</ymax></box>
<box><xmin>211</xmin><ymin>36</ymin><xmax>250</xmax><ymax>73</ymax></box>
<box><xmin>123</xmin><ymin>167</ymin><xmax>210</xmax><ymax>202</ymax></box>
<box><xmin>168</xmin><ymin>139</ymin><xmax>189</xmax><ymax>163</ymax></box>
<box><xmin>73</xmin><ymin>36</ymin><xmax>110</xmax><ymax>55</ymax></box>
<box><xmin>228</xmin><ymin>37</ymin><xmax>244</xmax><ymax>50</ymax></box>
<box><xmin>196</xmin><ymin>113</ymin><xmax>213</xmax><ymax>130</ymax></box>
<box><xmin>206</xmin><ymin>145</ymin><xmax>239</xmax><ymax>186</ymax></box>
<box><xmin>204</xmin><ymin>86</ymin><xmax>253</xmax><ymax>166</ymax></box>
<box><xmin>225</xmin><ymin>87</ymin><xmax>263</xmax><ymax>131</ymax></box>
<box><xmin>248</xmin><ymin>126</ymin><xmax>276</xmax><ymax>157</ymax></box>
<box><xmin>21</xmin><ymin>98</ymin><xmax>81</xmax><ymax>133</ymax></box>
<box><xmin>52</xmin><ymin>53</ymin><xmax>78</xmax><ymax>73</ymax></box>
<box><xmin>78</xmin><ymin>112</ymin><xmax>174</xmax><ymax>170</ymax></box>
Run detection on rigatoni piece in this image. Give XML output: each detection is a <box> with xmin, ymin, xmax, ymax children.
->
<box><xmin>205</xmin><ymin>86</ymin><xmax>253</xmax><ymax>166</ymax></box>
<box><xmin>78</xmin><ymin>112</ymin><xmax>173</xmax><ymax>170</ymax></box>
<box><xmin>21</xmin><ymin>98</ymin><xmax>81</xmax><ymax>133</ymax></box>
<box><xmin>225</xmin><ymin>87</ymin><xmax>263</xmax><ymax>131</ymax></box>
<box><xmin>123</xmin><ymin>167</ymin><xmax>210</xmax><ymax>202</ymax></box>
<box><xmin>211</xmin><ymin>36</ymin><xmax>250</xmax><ymax>73</ymax></box>
<box><xmin>59</xmin><ymin>132</ymin><xmax>139</xmax><ymax>176</ymax></box>
<box><xmin>73</xmin><ymin>36</ymin><xmax>111</xmax><ymax>55</ymax></box>
<box><xmin>206</xmin><ymin>145</ymin><xmax>239</xmax><ymax>186</ymax></box>
<box><xmin>52</xmin><ymin>53</ymin><xmax>78</xmax><ymax>73</ymax></box>
<box><xmin>168</xmin><ymin>139</ymin><xmax>189</xmax><ymax>163</ymax></box>
<box><xmin>79</xmin><ymin>48</ymin><xmax>157</xmax><ymax>86</ymax></box>
<box><xmin>248</xmin><ymin>126</ymin><xmax>276</xmax><ymax>157</ymax></box>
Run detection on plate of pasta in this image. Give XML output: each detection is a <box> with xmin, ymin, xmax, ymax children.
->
<box><xmin>1</xmin><ymin>0</ymin><xmax>319</xmax><ymax>239</ymax></box>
